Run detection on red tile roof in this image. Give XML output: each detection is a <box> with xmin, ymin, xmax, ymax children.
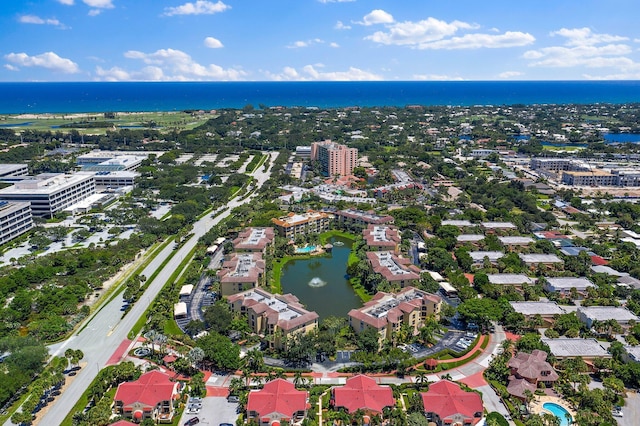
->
<box><xmin>333</xmin><ymin>375</ymin><xmax>395</xmax><ymax>414</ymax></box>
<box><xmin>247</xmin><ymin>379</ymin><xmax>308</xmax><ymax>418</ymax></box>
<box><xmin>109</xmin><ymin>421</ymin><xmax>138</xmax><ymax>426</ymax></box>
<box><xmin>114</xmin><ymin>370</ymin><xmax>178</xmax><ymax>410</ymax></box>
<box><xmin>591</xmin><ymin>255</ymin><xmax>609</xmax><ymax>266</ymax></box>
<box><xmin>420</xmin><ymin>380</ymin><xmax>483</xmax><ymax>425</ymax></box>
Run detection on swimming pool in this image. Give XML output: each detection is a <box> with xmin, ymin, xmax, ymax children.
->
<box><xmin>295</xmin><ymin>245</ymin><xmax>317</xmax><ymax>254</ymax></box>
<box><xmin>543</xmin><ymin>402</ymin><xmax>572</xmax><ymax>426</ymax></box>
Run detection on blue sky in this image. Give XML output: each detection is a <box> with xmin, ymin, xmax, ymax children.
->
<box><xmin>1</xmin><ymin>0</ymin><xmax>639</xmax><ymax>81</ymax></box>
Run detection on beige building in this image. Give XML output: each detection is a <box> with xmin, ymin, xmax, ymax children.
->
<box><xmin>232</xmin><ymin>227</ymin><xmax>276</xmax><ymax>254</ymax></box>
<box><xmin>271</xmin><ymin>210</ymin><xmax>331</xmax><ymax>239</ymax></box>
<box><xmin>227</xmin><ymin>288</ymin><xmax>318</xmax><ymax>349</ymax></box>
<box><xmin>348</xmin><ymin>287</ymin><xmax>442</xmax><ymax>348</ymax></box>
<box><xmin>367</xmin><ymin>251</ymin><xmax>421</xmax><ymax>287</ymax></box>
<box><xmin>217</xmin><ymin>252</ymin><xmax>265</xmax><ymax>296</ymax></box>
<box><xmin>311</xmin><ymin>140</ymin><xmax>358</xmax><ymax>177</ymax></box>
<box><xmin>363</xmin><ymin>224</ymin><xmax>401</xmax><ymax>253</ymax></box>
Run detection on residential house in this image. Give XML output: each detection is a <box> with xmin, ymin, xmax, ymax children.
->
<box><xmin>246</xmin><ymin>379</ymin><xmax>309</xmax><ymax>425</ymax></box>
<box><xmin>506</xmin><ymin>350</ymin><xmax>559</xmax><ymax>400</ymax></box>
<box><xmin>113</xmin><ymin>370</ymin><xmax>181</xmax><ymax>423</ymax></box>
<box><xmin>421</xmin><ymin>380</ymin><xmax>484</xmax><ymax>426</ymax></box>
<box><xmin>331</xmin><ymin>375</ymin><xmax>394</xmax><ymax>415</ymax></box>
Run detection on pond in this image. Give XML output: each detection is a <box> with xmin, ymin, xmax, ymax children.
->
<box><xmin>280</xmin><ymin>236</ymin><xmax>362</xmax><ymax>319</ymax></box>
<box><xmin>604</xmin><ymin>133</ymin><xmax>640</xmax><ymax>144</ymax></box>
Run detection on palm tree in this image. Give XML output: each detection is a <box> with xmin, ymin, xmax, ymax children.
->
<box><xmin>188</xmin><ymin>347</ymin><xmax>205</xmax><ymax>370</ymax></box>
<box><xmin>293</xmin><ymin>371</ymin><xmax>303</xmax><ymax>387</ymax></box>
<box><xmin>415</xmin><ymin>371</ymin><xmax>428</xmax><ymax>387</ymax></box>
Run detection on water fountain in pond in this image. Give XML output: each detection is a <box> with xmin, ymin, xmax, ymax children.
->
<box><xmin>308</xmin><ymin>277</ymin><xmax>327</xmax><ymax>288</ymax></box>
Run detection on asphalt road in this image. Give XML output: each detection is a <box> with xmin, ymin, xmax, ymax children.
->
<box><xmin>22</xmin><ymin>152</ymin><xmax>279</xmax><ymax>426</ymax></box>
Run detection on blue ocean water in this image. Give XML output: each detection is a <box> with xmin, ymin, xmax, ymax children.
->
<box><xmin>1</xmin><ymin>81</ymin><xmax>640</xmax><ymax>114</ymax></box>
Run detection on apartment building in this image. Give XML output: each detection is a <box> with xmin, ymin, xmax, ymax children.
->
<box><xmin>348</xmin><ymin>287</ymin><xmax>441</xmax><ymax>347</ymax></box>
<box><xmin>335</xmin><ymin>209</ymin><xmax>394</xmax><ymax>228</ymax></box>
<box><xmin>232</xmin><ymin>227</ymin><xmax>276</xmax><ymax>254</ymax></box>
<box><xmin>271</xmin><ymin>210</ymin><xmax>331</xmax><ymax>239</ymax></box>
<box><xmin>363</xmin><ymin>224</ymin><xmax>401</xmax><ymax>253</ymax></box>
<box><xmin>366</xmin><ymin>251</ymin><xmax>421</xmax><ymax>287</ymax></box>
<box><xmin>227</xmin><ymin>288</ymin><xmax>319</xmax><ymax>349</ymax></box>
<box><xmin>217</xmin><ymin>252</ymin><xmax>265</xmax><ymax>296</ymax></box>
<box><xmin>311</xmin><ymin>140</ymin><xmax>358</xmax><ymax>177</ymax></box>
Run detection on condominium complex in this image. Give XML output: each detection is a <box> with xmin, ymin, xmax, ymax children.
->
<box><xmin>0</xmin><ymin>201</ymin><xmax>33</xmax><ymax>245</ymax></box>
<box><xmin>271</xmin><ymin>210</ymin><xmax>331</xmax><ymax>239</ymax></box>
<box><xmin>367</xmin><ymin>251</ymin><xmax>421</xmax><ymax>287</ymax></box>
<box><xmin>232</xmin><ymin>227</ymin><xmax>276</xmax><ymax>254</ymax></box>
<box><xmin>227</xmin><ymin>288</ymin><xmax>319</xmax><ymax>349</ymax></box>
<box><xmin>363</xmin><ymin>224</ymin><xmax>401</xmax><ymax>253</ymax></box>
<box><xmin>217</xmin><ymin>252</ymin><xmax>266</xmax><ymax>296</ymax></box>
<box><xmin>0</xmin><ymin>173</ymin><xmax>95</xmax><ymax>217</ymax></box>
<box><xmin>348</xmin><ymin>287</ymin><xmax>442</xmax><ymax>347</ymax></box>
<box><xmin>311</xmin><ymin>140</ymin><xmax>358</xmax><ymax>177</ymax></box>
<box><xmin>335</xmin><ymin>209</ymin><xmax>394</xmax><ymax>228</ymax></box>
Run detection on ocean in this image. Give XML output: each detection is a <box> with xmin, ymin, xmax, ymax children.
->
<box><xmin>1</xmin><ymin>81</ymin><xmax>640</xmax><ymax>114</ymax></box>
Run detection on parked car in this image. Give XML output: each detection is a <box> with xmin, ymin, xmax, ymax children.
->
<box><xmin>227</xmin><ymin>395</ymin><xmax>239</xmax><ymax>403</ymax></box>
<box><xmin>184</xmin><ymin>417</ymin><xmax>200</xmax><ymax>426</ymax></box>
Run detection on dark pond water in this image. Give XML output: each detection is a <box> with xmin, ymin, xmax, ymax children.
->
<box><xmin>280</xmin><ymin>236</ymin><xmax>362</xmax><ymax>319</ymax></box>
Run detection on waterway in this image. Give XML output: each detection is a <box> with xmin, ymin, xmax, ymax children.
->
<box><xmin>280</xmin><ymin>236</ymin><xmax>362</xmax><ymax>319</ymax></box>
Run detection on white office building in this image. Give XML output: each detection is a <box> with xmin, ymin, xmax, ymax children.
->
<box><xmin>0</xmin><ymin>201</ymin><xmax>33</xmax><ymax>245</ymax></box>
<box><xmin>0</xmin><ymin>173</ymin><xmax>95</xmax><ymax>217</ymax></box>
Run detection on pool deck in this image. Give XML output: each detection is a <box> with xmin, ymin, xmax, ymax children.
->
<box><xmin>529</xmin><ymin>395</ymin><xmax>576</xmax><ymax>419</ymax></box>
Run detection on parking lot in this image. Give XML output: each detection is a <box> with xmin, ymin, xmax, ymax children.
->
<box><xmin>179</xmin><ymin>396</ymin><xmax>238</xmax><ymax>426</ymax></box>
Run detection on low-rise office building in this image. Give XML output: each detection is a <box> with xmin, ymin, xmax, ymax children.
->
<box><xmin>0</xmin><ymin>201</ymin><xmax>33</xmax><ymax>245</ymax></box>
<box><xmin>0</xmin><ymin>164</ymin><xmax>29</xmax><ymax>178</ymax></box>
<box><xmin>228</xmin><ymin>288</ymin><xmax>318</xmax><ymax>349</ymax></box>
<box><xmin>0</xmin><ymin>173</ymin><xmax>95</xmax><ymax>218</ymax></box>
<box><xmin>542</xmin><ymin>337</ymin><xmax>610</xmax><ymax>363</ymax></box>
<box><xmin>577</xmin><ymin>306</ymin><xmax>639</xmax><ymax>332</ymax></box>
<box><xmin>217</xmin><ymin>252</ymin><xmax>265</xmax><ymax>296</ymax></box>
<box><xmin>509</xmin><ymin>301</ymin><xmax>568</xmax><ymax>327</ymax></box>
<box><xmin>348</xmin><ymin>287</ymin><xmax>441</xmax><ymax>348</ymax></box>
<box><xmin>470</xmin><ymin>251</ymin><xmax>505</xmax><ymax>267</ymax></box>
<box><xmin>519</xmin><ymin>253</ymin><xmax>563</xmax><ymax>269</ymax></box>
<box><xmin>543</xmin><ymin>276</ymin><xmax>595</xmax><ymax>297</ymax></box>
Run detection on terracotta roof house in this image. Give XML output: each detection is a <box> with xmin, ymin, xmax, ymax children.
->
<box><xmin>420</xmin><ymin>380</ymin><xmax>484</xmax><ymax>426</ymax></box>
<box><xmin>246</xmin><ymin>379</ymin><xmax>309</xmax><ymax>425</ymax></box>
<box><xmin>228</xmin><ymin>288</ymin><xmax>318</xmax><ymax>349</ymax></box>
<box><xmin>113</xmin><ymin>370</ymin><xmax>181</xmax><ymax>423</ymax></box>
<box><xmin>363</xmin><ymin>224</ymin><xmax>401</xmax><ymax>253</ymax></box>
<box><xmin>507</xmin><ymin>350</ymin><xmax>558</xmax><ymax>399</ymax></box>
<box><xmin>109</xmin><ymin>421</ymin><xmax>137</xmax><ymax>426</ymax></box>
<box><xmin>332</xmin><ymin>375</ymin><xmax>395</xmax><ymax>414</ymax></box>
<box><xmin>348</xmin><ymin>287</ymin><xmax>441</xmax><ymax>348</ymax></box>
<box><xmin>217</xmin><ymin>252</ymin><xmax>265</xmax><ymax>296</ymax></box>
<box><xmin>366</xmin><ymin>251</ymin><xmax>421</xmax><ymax>287</ymax></box>
<box><xmin>232</xmin><ymin>227</ymin><xmax>275</xmax><ymax>254</ymax></box>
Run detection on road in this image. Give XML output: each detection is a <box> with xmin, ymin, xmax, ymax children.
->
<box><xmin>24</xmin><ymin>152</ymin><xmax>279</xmax><ymax>426</ymax></box>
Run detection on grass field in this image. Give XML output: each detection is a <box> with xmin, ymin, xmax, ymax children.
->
<box><xmin>0</xmin><ymin>111</ymin><xmax>213</xmax><ymax>135</ymax></box>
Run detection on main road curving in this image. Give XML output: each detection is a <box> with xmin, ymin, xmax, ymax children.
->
<box><xmin>25</xmin><ymin>152</ymin><xmax>279</xmax><ymax>426</ymax></box>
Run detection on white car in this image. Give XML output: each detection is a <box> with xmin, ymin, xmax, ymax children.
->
<box><xmin>612</xmin><ymin>410</ymin><xmax>623</xmax><ymax>418</ymax></box>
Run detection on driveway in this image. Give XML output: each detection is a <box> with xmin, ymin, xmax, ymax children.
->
<box><xmin>616</xmin><ymin>390</ymin><xmax>638</xmax><ymax>426</ymax></box>
<box><xmin>179</xmin><ymin>396</ymin><xmax>238</xmax><ymax>425</ymax></box>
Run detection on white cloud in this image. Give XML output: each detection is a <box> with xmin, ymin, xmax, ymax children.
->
<box><xmin>583</xmin><ymin>71</ymin><xmax>640</xmax><ymax>80</ymax></box>
<box><xmin>365</xmin><ymin>17</ymin><xmax>475</xmax><ymax>46</ymax></box>
<box><xmin>552</xmin><ymin>28</ymin><xmax>627</xmax><ymax>46</ymax></box>
<box><xmin>413</xmin><ymin>74</ymin><xmax>464</xmax><ymax>81</ymax></box>
<box><xmin>163</xmin><ymin>1</ymin><xmax>230</xmax><ymax>16</ymax></box>
<box><xmin>104</xmin><ymin>48</ymin><xmax>245</xmax><ymax>80</ymax></box>
<box><xmin>356</xmin><ymin>9</ymin><xmax>394</xmax><ymax>26</ymax></box>
<box><xmin>19</xmin><ymin>15</ymin><xmax>67</xmax><ymax>28</ymax></box>
<box><xmin>204</xmin><ymin>37</ymin><xmax>224</xmax><ymax>48</ymax></box>
<box><xmin>418</xmin><ymin>31</ymin><xmax>535</xmax><ymax>50</ymax></box>
<box><xmin>335</xmin><ymin>21</ymin><xmax>351</xmax><ymax>30</ymax></box>
<box><xmin>82</xmin><ymin>0</ymin><xmax>114</xmax><ymax>8</ymax></box>
<box><xmin>329</xmin><ymin>42</ymin><xmax>340</xmax><ymax>48</ymax></box>
<box><xmin>57</xmin><ymin>0</ymin><xmax>74</xmax><ymax>4</ymax></box>
<box><xmin>524</xmin><ymin>28</ymin><xmax>635</xmax><ymax>68</ymax></box>
<box><xmin>266</xmin><ymin>64</ymin><xmax>382</xmax><ymax>81</ymax></box>
<box><xmin>498</xmin><ymin>71</ymin><xmax>523</xmax><ymax>79</ymax></box>
<box><xmin>4</xmin><ymin>51</ymin><xmax>79</xmax><ymax>73</ymax></box>
<box><xmin>318</xmin><ymin>0</ymin><xmax>355</xmax><ymax>3</ymax></box>
<box><xmin>4</xmin><ymin>64</ymin><xmax>19</xmax><ymax>71</ymax></box>
<box><xmin>286</xmin><ymin>39</ymin><xmax>325</xmax><ymax>49</ymax></box>
<box><xmin>88</xmin><ymin>9</ymin><xmax>102</xmax><ymax>16</ymax></box>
